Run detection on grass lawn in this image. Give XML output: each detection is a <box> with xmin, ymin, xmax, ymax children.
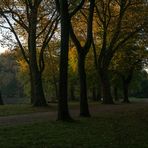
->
<box><xmin>0</xmin><ymin>104</ymin><xmax>57</xmax><ymax>116</ymax></box>
<box><xmin>0</xmin><ymin>102</ymin><xmax>98</xmax><ymax>116</ymax></box>
<box><xmin>0</xmin><ymin>102</ymin><xmax>148</xmax><ymax>147</ymax></box>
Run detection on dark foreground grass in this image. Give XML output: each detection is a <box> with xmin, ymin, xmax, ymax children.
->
<box><xmin>0</xmin><ymin>104</ymin><xmax>148</xmax><ymax>148</ymax></box>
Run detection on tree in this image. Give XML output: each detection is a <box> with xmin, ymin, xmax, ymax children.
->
<box><xmin>133</xmin><ymin>71</ymin><xmax>148</xmax><ymax>98</ymax></box>
<box><xmin>0</xmin><ymin>50</ymin><xmax>23</xmax><ymax>99</ymax></box>
<box><xmin>55</xmin><ymin>0</ymin><xmax>72</xmax><ymax>120</ymax></box>
<box><xmin>43</xmin><ymin>42</ymin><xmax>59</xmax><ymax>101</ymax></box>
<box><xmin>94</xmin><ymin>0</ymin><xmax>147</xmax><ymax>104</ymax></box>
<box><xmin>70</xmin><ymin>0</ymin><xmax>95</xmax><ymax>117</ymax></box>
<box><xmin>0</xmin><ymin>0</ymin><xmax>58</xmax><ymax>106</ymax></box>
<box><xmin>111</xmin><ymin>43</ymin><xmax>148</xmax><ymax>103</ymax></box>
<box><xmin>0</xmin><ymin>90</ymin><xmax>3</xmax><ymax>105</ymax></box>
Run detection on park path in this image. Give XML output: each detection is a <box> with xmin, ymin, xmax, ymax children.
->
<box><xmin>0</xmin><ymin>101</ymin><xmax>148</xmax><ymax>126</ymax></box>
<box><xmin>0</xmin><ymin>111</ymin><xmax>57</xmax><ymax>126</ymax></box>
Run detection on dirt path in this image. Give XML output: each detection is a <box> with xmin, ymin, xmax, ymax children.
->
<box><xmin>0</xmin><ymin>101</ymin><xmax>148</xmax><ymax>126</ymax></box>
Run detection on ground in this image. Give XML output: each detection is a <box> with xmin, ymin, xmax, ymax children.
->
<box><xmin>0</xmin><ymin>100</ymin><xmax>148</xmax><ymax>147</ymax></box>
<box><xmin>0</xmin><ymin>100</ymin><xmax>147</xmax><ymax>125</ymax></box>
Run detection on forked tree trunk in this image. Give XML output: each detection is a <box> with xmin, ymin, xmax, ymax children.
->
<box><xmin>99</xmin><ymin>68</ymin><xmax>114</xmax><ymax>104</ymax></box>
<box><xmin>69</xmin><ymin>0</ymin><xmax>95</xmax><ymax>117</ymax></box>
<box><xmin>78</xmin><ymin>53</ymin><xmax>90</xmax><ymax>117</ymax></box>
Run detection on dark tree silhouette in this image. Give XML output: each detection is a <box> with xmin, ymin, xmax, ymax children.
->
<box><xmin>56</xmin><ymin>0</ymin><xmax>72</xmax><ymax>121</ymax></box>
<box><xmin>0</xmin><ymin>90</ymin><xmax>4</xmax><ymax>105</ymax></box>
<box><xmin>70</xmin><ymin>0</ymin><xmax>95</xmax><ymax>117</ymax></box>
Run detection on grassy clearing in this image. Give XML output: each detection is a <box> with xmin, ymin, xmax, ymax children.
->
<box><xmin>0</xmin><ymin>103</ymin><xmax>148</xmax><ymax>147</ymax></box>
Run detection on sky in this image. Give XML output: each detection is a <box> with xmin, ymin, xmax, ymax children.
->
<box><xmin>0</xmin><ymin>34</ymin><xmax>6</xmax><ymax>53</ymax></box>
<box><xmin>0</xmin><ymin>46</ymin><xmax>6</xmax><ymax>53</ymax></box>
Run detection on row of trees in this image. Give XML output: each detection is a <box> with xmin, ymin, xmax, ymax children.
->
<box><xmin>0</xmin><ymin>44</ymin><xmax>147</xmax><ymax>103</ymax></box>
<box><xmin>0</xmin><ymin>0</ymin><xmax>148</xmax><ymax>120</ymax></box>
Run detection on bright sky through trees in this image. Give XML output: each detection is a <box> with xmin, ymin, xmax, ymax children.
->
<box><xmin>0</xmin><ymin>35</ymin><xmax>7</xmax><ymax>53</ymax></box>
<box><xmin>0</xmin><ymin>45</ymin><xmax>6</xmax><ymax>53</ymax></box>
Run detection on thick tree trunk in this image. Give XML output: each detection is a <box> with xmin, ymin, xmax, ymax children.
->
<box><xmin>99</xmin><ymin>68</ymin><xmax>114</xmax><ymax>104</ymax></box>
<box><xmin>78</xmin><ymin>53</ymin><xmax>90</xmax><ymax>117</ymax></box>
<box><xmin>57</xmin><ymin>0</ymin><xmax>72</xmax><ymax>121</ymax></box>
<box><xmin>28</xmin><ymin>6</ymin><xmax>47</xmax><ymax>107</ymax></box>
<box><xmin>29</xmin><ymin>66</ymin><xmax>47</xmax><ymax>106</ymax></box>
<box><xmin>31</xmin><ymin>69</ymin><xmax>47</xmax><ymax>106</ymax></box>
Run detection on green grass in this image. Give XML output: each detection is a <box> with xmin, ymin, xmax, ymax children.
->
<box><xmin>0</xmin><ymin>102</ymin><xmax>98</xmax><ymax>116</ymax></box>
<box><xmin>0</xmin><ymin>104</ymin><xmax>57</xmax><ymax>116</ymax></box>
<box><xmin>0</xmin><ymin>103</ymin><xmax>148</xmax><ymax>147</ymax></box>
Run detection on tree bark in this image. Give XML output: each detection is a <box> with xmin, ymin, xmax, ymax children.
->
<box><xmin>78</xmin><ymin>53</ymin><xmax>90</xmax><ymax>117</ymax></box>
<box><xmin>92</xmin><ymin>39</ymin><xmax>102</xmax><ymax>101</ymax></box>
<box><xmin>99</xmin><ymin>68</ymin><xmax>114</xmax><ymax>104</ymax></box>
<box><xmin>57</xmin><ymin>0</ymin><xmax>72</xmax><ymax>121</ymax></box>
<box><xmin>69</xmin><ymin>0</ymin><xmax>95</xmax><ymax>117</ymax></box>
<box><xmin>0</xmin><ymin>91</ymin><xmax>4</xmax><ymax>105</ymax></box>
<box><xmin>122</xmin><ymin>69</ymin><xmax>133</xmax><ymax>103</ymax></box>
<box><xmin>28</xmin><ymin>5</ymin><xmax>47</xmax><ymax>107</ymax></box>
<box><xmin>122</xmin><ymin>80</ymin><xmax>130</xmax><ymax>103</ymax></box>
<box><xmin>30</xmin><ymin>68</ymin><xmax>47</xmax><ymax>106</ymax></box>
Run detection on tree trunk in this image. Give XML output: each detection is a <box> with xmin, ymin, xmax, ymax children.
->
<box><xmin>122</xmin><ymin>79</ymin><xmax>130</xmax><ymax>103</ymax></box>
<box><xmin>92</xmin><ymin>37</ymin><xmax>102</xmax><ymax>101</ymax></box>
<box><xmin>28</xmin><ymin>6</ymin><xmax>47</xmax><ymax>107</ymax></box>
<box><xmin>30</xmin><ymin>68</ymin><xmax>47</xmax><ymax>106</ymax></box>
<box><xmin>69</xmin><ymin>0</ymin><xmax>95</xmax><ymax>117</ymax></box>
<box><xmin>57</xmin><ymin>0</ymin><xmax>72</xmax><ymax>121</ymax></box>
<box><xmin>122</xmin><ymin>69</ymin><xmax>133</xmax><ymax>103</ymax></box>
<box><xmin>0</xmin><ymin>91</ymin><xmax>4</xmax><ymax>105</ymax></box>
<box><xmin>99</xmin><ymin>68</ymin><xmax>114</xmax><ymax>104</ymax></box>
<box><xmin>78</xmin><ymin>53</ymin><xmax>90</xmax><ymax>117</ymax></box>
<box><xmin>92</xmin><ymin>86</ymin><xmax>97</xmax><ymax>101</ymax></box>
<box><xmin>30</xmin><ymin>70</ymin><xmax>34</xmax><ymax>104</ymax></box>
<box><xmin>114</xmin><ymin>86</ymin><xmax>119</xmax><ymax>101</ymax></box>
